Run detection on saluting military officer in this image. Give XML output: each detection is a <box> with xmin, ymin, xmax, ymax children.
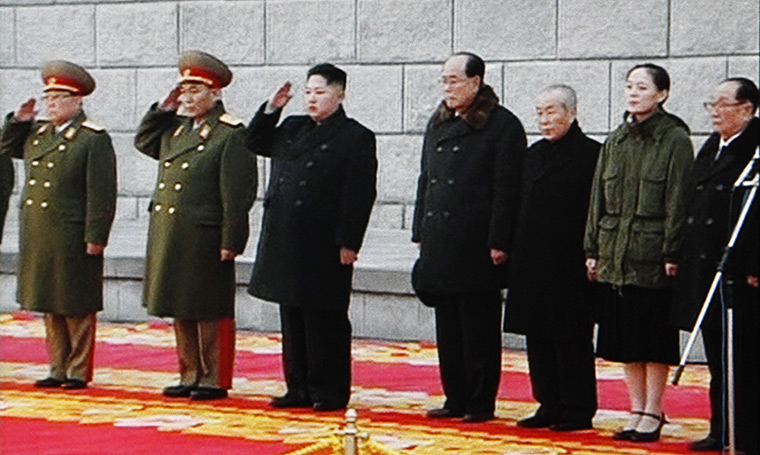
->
<box><xmin>0</xmin><ymin>61</ymin><xmax>117</xmax><ymax>390</ymax></box>
<box><xmin>135</xmin><ymin>51</ymin><xmax>257</xmax><ymax>401</ymax></box>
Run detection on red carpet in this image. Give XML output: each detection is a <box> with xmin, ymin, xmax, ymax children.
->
<box><xmin>0</xmin><ymin>312</ymin><xmax>713</xmax><ymax>454</ymax></box>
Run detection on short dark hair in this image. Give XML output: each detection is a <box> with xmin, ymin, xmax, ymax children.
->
<box><xmin>724</xmin><ymin>77</ymin><xmax>759</xmax><ymax>113</ymax></box>
<box><xmin>627</xmin><ymin>63</ymin><xmax>670</xmax><ymax>105</ymax></box>
<box><xmin>451</xmin><ymin>52</ymin><xmax>485</xmax><ymax>86</ymax></box>
<box><xmin>307</xmin><ymin>63</ymin><xmax>346</xmax><ymax>90</ymax></box>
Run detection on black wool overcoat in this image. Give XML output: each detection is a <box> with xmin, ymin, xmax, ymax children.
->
<box><xmin>503</xmin><ymin>122</ymin><xmax>600</xmax><ymax>338</ymax></box>
<box><xmin>672</xmin><ymin>117</ymin><xmax>759</xmax><ymax>331</ymax></box>
<box><xmin>246</xmin><ymin>104</ymin><xmax>377</xmax><ymax>310</ymax></box>
<box><xmin>411</xmin><ymin>86</ymin><xmax>526</xmax><ymax>298</ymax></box>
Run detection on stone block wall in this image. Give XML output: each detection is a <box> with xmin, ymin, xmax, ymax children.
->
<box><xmin>0</xmin><ymin>0</ymin><xmax>758</xmax><ymax>231</ymax></box>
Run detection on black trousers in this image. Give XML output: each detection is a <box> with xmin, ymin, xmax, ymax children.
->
<box><xmin>279</xmin><ymin>304</ymin><xmax>352</xmax><ymax>406</ymax></box>
<box><xmin>701</xmin><ymin>327</ymin><xmax>724</xmax><ymax>442</ymax></box>
<box><xmin>433</xmin><ymin>291</ymin><xmax>503</xmax><ymax>415</ymax></box>
<box><xmin>525</xmin><ymin>333</ymin><xmax>597</xmax><ymax>422</ymax></box>
<box><xmin>734</xmin><ymin>285</ymin><xmax>758</xmax><ymax>455</ymax></box>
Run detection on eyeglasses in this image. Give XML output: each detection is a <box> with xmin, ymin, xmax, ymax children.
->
<box><xmin>42</xmin><ymin>94</ymin><xmax>73</xmax><ymax>102</ymax></box>
<box><xmin>440</xmin><ymin>76</ymin><xmax>472</xmax><ymax>87</ymax></box>
<box><xmin>703</xmin><ymin>100</ymin><xmax>746</xmax><ymax>112</ymax></box>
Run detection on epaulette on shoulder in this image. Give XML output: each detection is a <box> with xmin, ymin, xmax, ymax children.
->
<box><xmin>81</xmin><ymin>120</ymin><xmax>105</xmax><ymax>132</ymax></box>
<box><xmin>219</xmin><ymin>113</ymin><xmax>244</xmax><ymax>127</ymax></box>
<box><xmin>36</xmin><ymin>122</ymin><xmax>50</xmax><ymax>135</ymax></box>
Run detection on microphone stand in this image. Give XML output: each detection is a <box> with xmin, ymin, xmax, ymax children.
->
<box><xmin>672</xmin><ymin>146</ymin><xmax>759</xmax><ymax>455</ymax></box>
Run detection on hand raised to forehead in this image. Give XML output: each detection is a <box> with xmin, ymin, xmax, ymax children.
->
<box><xmin>14</xmin><ymin>98</ymin><xmax>37</xmax><ymax>122</ymax></box>
<box><xmin>268</xmin><ymin>82</ymin><xmax>293</xmax><ymax>110</ymax></box>
<box><xmin>160</xmin><ymin>87</ymin><xmax>181</xmax><ymax>112</ymax></box>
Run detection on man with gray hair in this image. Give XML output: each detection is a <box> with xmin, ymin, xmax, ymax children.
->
<box><xmin>504</xmin><ymin>85</ymin><xmax>600</xmax><ymax>431</ymax></box>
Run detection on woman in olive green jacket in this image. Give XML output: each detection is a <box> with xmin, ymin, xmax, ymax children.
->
<box><xmin>584</xmin><ymin>64</ymin><xmax>693</xmax><ymax>443</ymax></box>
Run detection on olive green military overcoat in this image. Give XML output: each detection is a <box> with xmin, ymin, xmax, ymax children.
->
<box><xmin>0</xmin><ymin>111</ymin><xmax>117</xmax><ymax>315</ymax></box>
<box><xmin>135</xmin><ymin>101</ymin><xmax>257</xmax><ymax>321</ymax></box>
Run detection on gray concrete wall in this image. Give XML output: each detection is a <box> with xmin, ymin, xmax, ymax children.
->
<box><xmin>0</xmin><ymin>0</ymin><xmax>757</xmax><ymax>231</ymax></box>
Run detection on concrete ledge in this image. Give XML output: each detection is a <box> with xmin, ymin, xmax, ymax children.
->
<box><xmin>0</xmin><ymin>221</ymin><xmax>705</xmax><ymax>360</ymax></box>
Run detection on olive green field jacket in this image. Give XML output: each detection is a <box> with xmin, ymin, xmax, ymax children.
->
<box><xmin>584</xmin><ymin>107</ymin><xmax>694</xmax><ymax>289</ymax></box>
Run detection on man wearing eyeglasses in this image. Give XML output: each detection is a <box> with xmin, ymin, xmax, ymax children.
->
<box><xmin>412</xmin><ymin>52</ymin><xmax>526</xmax><ymax>423</ymax></box>
<box><xmin>673</xmin><ymin>77</ymin><xmax>759</xmax><ymax>453</ymax></box>
<box><xmin>0</xmin><ymin>61</ymin><xmax>117</xmax><ymax>390</ymax></box>
<box><xmin>135</xmin><ymin>51</ymin><xmax>257</xmax><ymax>401</ymax></box>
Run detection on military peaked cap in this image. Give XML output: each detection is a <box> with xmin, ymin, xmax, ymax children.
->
<box><xmin>178</xmin><ymin>51</ymin><xmax>232</xmax><ymax>89</ymax></box>
<box><xmin>41</xmin><ymin>60</ymin><xmax>96</xmax><ymax>96</ymax></box>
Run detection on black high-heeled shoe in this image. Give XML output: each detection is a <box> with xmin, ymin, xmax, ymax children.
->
<box><xmin>612</xmin><ymin>410</ymin><xmax>644</xmax><ymax>441</ymax></box>
<box><xmin>630</xmin><ymin>412</ymin><xmax>667</xmax><ymax>442</ymax></box>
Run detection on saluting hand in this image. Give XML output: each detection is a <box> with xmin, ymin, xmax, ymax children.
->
<box><xmin>15</xmin><ymin>98</ymin><xmax>38</xmax><ymax>122</ymax></box>
<box><xmin>267</xmin><ymin>82</ymin><xmax>293</xmax><ymax>111</ymax></box>
<box><xmin>159</xmin><ymin>87</ymin><xmax>181</xmax><ymax>112</ymax></box>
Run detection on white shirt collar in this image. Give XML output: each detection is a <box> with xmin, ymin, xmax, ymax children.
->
<box><xmin>719</xmin><ymin>131</ymin><xmax>742</xmax><ymax>149</ymax></box>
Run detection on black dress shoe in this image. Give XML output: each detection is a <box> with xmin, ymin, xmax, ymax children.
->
<box><xmin>163</xmin><ymin>384</ymin><xmax>196</xmax><ymax>398</ymax></box>
<box><xmin>630</xmin><ymin>412</ymin><xmax>667</xmax><ymax>443</ymax></box>
<box><xmin>189</xmin><ymin>386</ymin><xmax>228</xmax><ymax>401</ymax></box>
<box><xmin>313</xmin><ymin>401</ymin><xmax>347</xmax><ymax>412</ymax></box>
<box><xmin>612</xmin><ymin>428</ymin><xmax>637</xmax><ymax>440</ymax></box>
<box><xmin>34</xmin><ymin>377</ymin><xmax>65</xmax><ymax>388</ymax></box>
<box><xmin>270</xmin><ymin>394</ymin><xmax>313</xmax><ymax>408</ymax></box>
<box><xmin>689</xmin><ymin>436</ymin><xmax>722</xmax><ymax>451</ymax></box>
<box><xmin>426</xmin><ymin>408</ymin><xmax>464</xmax><ymax>419</ymax></box>
<box><xmin>517</xmin><ymin>413</ymin><xmax>559</xmax><ymax>428</ymax></box>
<box><xmin>612</xmin><ymin>410</ymin><xmax>644</xmax><ymax>440</ymax></box>
<box><xmin>550</xmin><ymin>420</ymin><xmax>593</xmax><ymax>432</ymax></box>
<box><xmin>61</xmin><ymin>379</ymin><xmax>87</xmax><ymax>389</ymax></box>
<box><xmin>463</xmin><ymin>412</ymin><xmax>495</xmax><ymax>423</ymax></box>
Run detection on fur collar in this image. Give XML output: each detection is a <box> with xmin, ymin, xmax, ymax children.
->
<box><xmin>432</xmin><ymin>85</ymin><xmax>499</xmax><ymax>129</ymax></box>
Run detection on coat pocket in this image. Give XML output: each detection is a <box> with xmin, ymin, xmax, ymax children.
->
<box><xmin>636</xmin><ymin>175</ymin><xmax>666</xmax><ymax>218</ymax></box>
<box><xmin>188</xmin><ymin>206</ymin><xmax>223</xmax><ymax>227</ymax></box>
<box><xmin>628</xmin><ymin>219</ymin><xmax>664</xmax><ymax>262</ymax></box>
<box><xmin>602</xmin><ymin>166</ymin><xmax>622</xmax><ymax>215</ymax></box>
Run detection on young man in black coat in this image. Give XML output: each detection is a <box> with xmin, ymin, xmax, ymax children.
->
<box><xmin>412</xmin><ymin>53</ymin><xmax>526</xmax><ymax>423</ymax></box>
<box><xmin>504</xmin><ymin>85</ymin><xmax>600</xmax><ymax>432</ymax></box>
<box><xmin>246</xmin><ymin>64</ymin><xmax>377</xmax><ymax>412</ymax></box>
<box><xmin>673</xmin><ymin>77</ymin><xmax>759</xmax><ymax>452</ymax></box>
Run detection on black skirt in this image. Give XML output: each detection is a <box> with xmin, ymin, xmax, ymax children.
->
<box><xmin>596</xmin><ymin>285</ymin><xmax>680</xmax><ymax>365</ymax></box>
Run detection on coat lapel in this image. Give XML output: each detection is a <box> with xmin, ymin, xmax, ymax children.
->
<box><xmin>28</xmin><ymin>112</ymin><xmax>86</xmax><ymax>160</ymax></box>
<box><xmin>165</xmin><ymin>102</ymin><xmax>224</xmax><ymax>160</ymax></box>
